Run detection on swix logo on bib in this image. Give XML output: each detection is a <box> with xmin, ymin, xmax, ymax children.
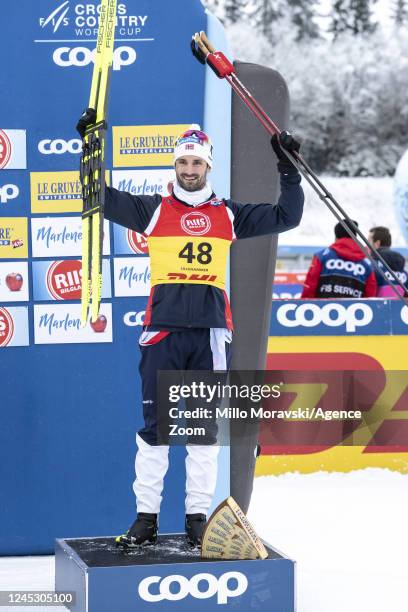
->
<box><xmin>147</xmin><ymin>196</ymin><xmax>233</xmax><ymax>290</ymax></box>
<box><xmin>0</xmin><ymin>307</ymin><xmax>14</xmax><ymax>347</ymax></box>
<box><xmin>138</xmin><ymin>571</ymin><xmax>248</xmax><ymax>605</ymax></box>
<box><xmin>181</xmin><ymin>211</ymin><xmax>211</xmax><ymax>236</ymax></box>
<box><xmin>46</xmin><ymin>260</ymin><xmax>82</xmax><ymax>300</ymax></box>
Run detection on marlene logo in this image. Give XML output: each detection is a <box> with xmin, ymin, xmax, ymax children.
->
<box><xmin>36</xmin><ymin>225</ymin><xmax>82</xmax><ymax>249</ymax></box>
<box><xmin>181</xmin><ymin>211</ymin><xmax>211</xmax><ymax>236</ymax></box>
<box><xmin>34</xmin><ymin>304</ymin><xmax>112</xmax><ymax>344</ymax></box>
<box><xmin>46</xmin><ymin>260</ymin><xmax>82</xmax><ymax>300</ymax></box>
<box><xmin>0</xmin><ymin>307</ymin><xmax>15</xmax><ymax>347</ymax></box>
<box><xmin>118</xmin><ymin>264</ymin><xmax>150</xmax><ymax>289</ymax></box>
<box><xmin>127</xmin><ymin>230</ymin><xmax>148</xmax><ymax>254</ymax></box>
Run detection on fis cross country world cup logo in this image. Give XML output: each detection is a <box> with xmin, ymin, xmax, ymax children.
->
<box><xmin>38</xmin><ymin>2</ymin><xmax>148</xmax><ymax>38</ymax></box>
<box><xmin>0</xmin><ymin>130</ymin><xmax>27</xmax><ymax>170</ymax></box>
<box><xmin>0</xmin><ymin>307</ymin><xmax>15</xmax><ymax>347</ymax></box>
<box><xmin>127</xmin><ymin>230</ymin><xmax>148</xmax><ymax>254</ymax></box>
<box><xmin>181</xmin><ymin>211</ymin><xmax>211</xmax><ymax>236</ymax></box>
<box><xmin>37</xmin><ymin>3</ymin><xmax>147</xmax><ymax>71</ymax></box>
<box><xmin>46</xmin><ymin>260</ymin><xmax>82</xmax><ymax>300</ymax></box>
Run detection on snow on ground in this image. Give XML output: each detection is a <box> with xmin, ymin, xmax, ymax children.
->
<box><xmin>0</xmin><ymin>555</ymin><xmax>57</xmax><ymax>612</ymax></box>
<box><xmin>0</xmin><ymin>469</ymin><xmax>407</xmax><ymax>611</ymax></box>
<box><xmin>248</xmin><ymin>468</ymin><xmax>408</xmax><ymax>612</ymax></box>
<box><xmin>279</xmin><ymin>176</ymin><xmax>406</xmax><ymax>247</ymax></box>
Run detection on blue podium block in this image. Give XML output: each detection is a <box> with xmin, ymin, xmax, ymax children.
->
<box><xmin>55</xmin><ymin>535</ymin><xmax>295</xmax><ymax>611</ymax></box>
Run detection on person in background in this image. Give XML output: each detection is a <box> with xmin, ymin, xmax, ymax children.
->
<box><xmin>301</xmin><ymin>219</ymin><xmax>377</xmax><ymax>298</ymax></box>
<box><xmin>368</xmin><ymin>226</ymin><xmax>407</xmax><ymax>298</ymax></box>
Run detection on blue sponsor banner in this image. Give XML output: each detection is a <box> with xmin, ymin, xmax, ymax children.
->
<box><xmin>270</xmin><ymin>299</ymin><xmax>395</xmax><ymax>336</ymax></box>
<box><xmin>32</xmin><ymin>258</ymin><xmax>111</xmax><ymax>301</ymax></box>
<box><xmin>0</xmin><ymin>0</ymin><xmax>223</xmax><ymax>555</ymax></box>
<box><xmin>273</xmin><ymin>284</ymin><xmax>302</xmax><ymax>299</ymax></box>
<box><xmin>390</xmin><ymin>301</ymin><xmax>408</xmax><ymax>335</ymax></box>
<box><xmin>0</xmin><ymin>171</ymin><xmax>29</xmax><ymax>215</ymax></box>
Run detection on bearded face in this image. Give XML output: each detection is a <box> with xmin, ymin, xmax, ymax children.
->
<box><xmin>175</xmin><ymin>156</ymin><xmax>209</xmax><ymax>192</ymax></box>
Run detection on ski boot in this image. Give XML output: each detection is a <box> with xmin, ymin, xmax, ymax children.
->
<box><xmin>116</xmin><ymin>513</ymin><xmax>158</xmax><ymax>548</ymax></box>
<box><xmin>185</xmin><ymin>513</ymin><xmax>206</xmax><ymax>548</ymax></box>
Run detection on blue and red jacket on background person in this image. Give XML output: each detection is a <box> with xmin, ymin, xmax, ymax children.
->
<box><xmin>301</xmin><ymin>237</ymin><xmax>377</xmax><ymax>299</ymax></box>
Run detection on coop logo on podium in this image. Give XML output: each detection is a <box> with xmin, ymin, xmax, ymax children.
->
<box><xmin>113</xmin><ymin>125</ymin><xmax>189</xmax><ymax>167</ymax></box>
<box><xmin>138</xmin><ymin>571</ymin><xmax>248</xmax><ymax>605</ymax></box>
<box><xmin>0</xmin><ymin>130</ymin><xmax>27</xmax><ymax>170</ymax></box>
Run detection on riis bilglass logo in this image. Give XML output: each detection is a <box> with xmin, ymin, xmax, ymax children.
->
<box><xmin>37</xmin><ymin>2</ymin><xmax>151</xmax><ymax>71</ymax></box>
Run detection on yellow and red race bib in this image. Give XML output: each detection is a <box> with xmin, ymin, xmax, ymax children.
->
<box><xmin>147</xmin><ymin>196</ymin><xmax>233</xmax><ymax>290</ymax></box>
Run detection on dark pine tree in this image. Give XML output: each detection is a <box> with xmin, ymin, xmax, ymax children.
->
<box><xmin>392</xmin><ymin>0</ymin><xmax>408</xmax><ymax>25</ymax></box>
<box><xmin>290</xmin><ymin>0</ymin><xmax>320</xmax><ymax>40</ymax></box>
<box><xmin>225</xmin><ymin>0</ymin><xmax>245</xmax><ymax>24</ymax></box>
<box><xmin>330</xmin><ymin>0</ymin><xmax>377</xmax><ymax>37</ymax></box>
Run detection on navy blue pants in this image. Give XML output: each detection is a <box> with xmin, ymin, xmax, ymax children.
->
<box><xmin>138</xmin><ymin>329</ymin><xmax>232</xmax><ymax>445</ymax></box>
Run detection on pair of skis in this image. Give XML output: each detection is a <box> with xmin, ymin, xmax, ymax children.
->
<box><xmin>80</xmin><ymin>0</ymin><xmax>117</xmax><ymax>325</ymax></box>
<box><xmin>191</xmin><ymin>32</ymin><xmax>408</xmax><ymax>304</ymax></box>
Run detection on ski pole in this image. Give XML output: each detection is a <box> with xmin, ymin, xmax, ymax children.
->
<box><xmin>191</xmin><ymin>32</ymin><xmax>408</xmax><ymax>305</ymax></box>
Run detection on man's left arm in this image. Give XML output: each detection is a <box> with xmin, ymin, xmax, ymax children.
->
<box><xmin>227</xmin><ymin>132</ymin><xmax>304</xmax><ymax>239</ymax></box>
<box><xmin>227</xmin><ymin>171</ymin><xmax>304</xmax><ymax>239</ymax></box>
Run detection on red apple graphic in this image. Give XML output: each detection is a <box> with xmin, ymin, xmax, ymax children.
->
<box><xmin>90</xmin><ymin>315</ymin><xmax>107</xmax><ymax>333</ymax></box>
<box><xmin>6</xmin><ymin>273</ymin><xmax>23</xmax><ymax>292</ymax></box>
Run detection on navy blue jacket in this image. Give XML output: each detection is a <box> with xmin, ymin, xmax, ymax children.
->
<box><xmin>105</xmin><ymin>171</ymin><xmax>304</xmax><ymax>329</ymax></box>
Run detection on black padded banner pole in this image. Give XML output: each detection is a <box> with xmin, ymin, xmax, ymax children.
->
<box><xmin>229</xmin><ymin>61</ymin><xmax>290</xmax><ymax>513</ymax></box>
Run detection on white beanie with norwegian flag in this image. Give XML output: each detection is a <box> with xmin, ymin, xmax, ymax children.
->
<box><xmin>173</xmin><ymin>124</ymin><xmax>213</xmax><ymax>168</ymax></box>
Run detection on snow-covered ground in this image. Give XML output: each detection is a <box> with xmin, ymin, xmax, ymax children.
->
<box><xmin>1</xmin><ymin>469</ymin><xmax>406</xmax><ymax>611</ymax></box>
<box><xmin>248</xmin><ymin>469</ymin><xmax>408</xmax><ymax>612</ymax></box>
<box><xmin>279</xmin><ymin>176</ymin><xmax>405</xmax><ymax>247</ymax></box>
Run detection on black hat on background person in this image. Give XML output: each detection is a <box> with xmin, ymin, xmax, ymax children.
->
<box><xmin>368</xmin><ymin>226</ymin><xmax>407</xmax><ymax>297</ymax></box>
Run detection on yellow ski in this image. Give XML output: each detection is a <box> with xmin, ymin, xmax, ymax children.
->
<box><xmin>80</xmin><ymin>0</ymin><xmax>117</xmax><ymax>325</ymax></box>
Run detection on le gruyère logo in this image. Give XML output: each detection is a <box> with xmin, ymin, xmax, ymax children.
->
<box><xmin>46</xmin><ymin>260</ymin><xmax>82</xmax><ymax>300</ymax></box>
<box><xmin>0</xmin><ymin>131</ymin><xmax>12</xmax><ymax>169</ymax></box>
<box><xmin>181</xmin><ymin>211</ymin><xmax>211</xmax><ymax>236</ymax></box>
<box><xmin>127</xmin><ymin>229</ymin><xmax>149</xmax><ymax>254</ymax></box>
<box><xmin>0</xmin><ymin>307</ymin><xmax>14</xmax><ymax>346</ymax></box>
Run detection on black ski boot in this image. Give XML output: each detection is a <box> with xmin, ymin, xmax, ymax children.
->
<box><xmin>185</xmin><ymin>513</ymin><xmax>206</xmax><ymax>548</ymax></box>
<box><xmin>116</xmin><ymin>513</ymin><xmax>158</xmax><ymax>548</ymax></box>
